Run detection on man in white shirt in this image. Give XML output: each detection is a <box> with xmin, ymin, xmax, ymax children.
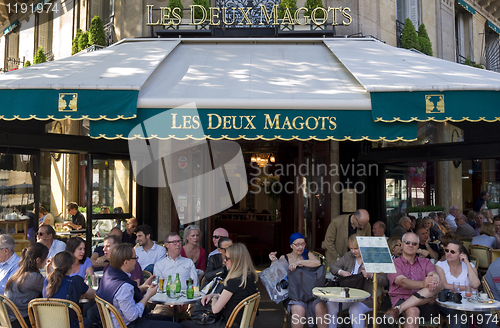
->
<box><xmin>37</xmin><ymin>225</ymin><xmax>66</xmax><ymax>259</ymax></box>
<box><xmin>372</xmin><ymin>221</ymin><xmax>387</xmax><ymax>238</ymax></box>
<box><xmin>207</xmin><ymin>227</ymin><xmax>229</xmax><ymax>258</ymax></box>
<box><xmin>135</xmin><ymin>225</ymin><xmax>166</xmax><ymax>273</ymax></box>
<box><xmin>154</xmin><ymin>232</ymin><xmax>198</xmax><ymax>289</ymax></box>
<box><xmin>445</xmin><ymin>205</ymin><xmax>459</xmax><ymax>233</ymax></box>
<box><xmin>0</xmin><ymin>234</ymin><xmax>20</xmax><ymax>294</ymax></box>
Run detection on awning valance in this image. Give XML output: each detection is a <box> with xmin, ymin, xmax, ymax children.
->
<box><xmin>488</xmin><ymin>20</ymin><xmax>500</xmax><ymax>34</ymax></box>
<box><xmin>458</xmin><ymin>0</ymin><xmax>475</xmax><ymax>15</ymax></box>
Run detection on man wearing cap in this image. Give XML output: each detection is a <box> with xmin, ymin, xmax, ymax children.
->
<box><xmin>207</xmin><ymin>227</ymin><xmax>229</xmax><ymax>258</ymax></box>
<box><xmin>321</xmin><ymin>209</ymin><xmax>371</xmax><ymax>267</ymax></box>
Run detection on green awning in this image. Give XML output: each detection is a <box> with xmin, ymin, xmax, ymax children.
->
<box><xmin>458</xmin><ymin>0</ymin><xmax>475</xmax><ymax>15</ymax></box>
<box><xmin>90</xmin><ymin>108</ymin><xmax>417</xmax><ymax>142</ymax></box>
<box><xmin>488</xmin><ymin>20</ymin><xmax>500</xmax><ymax>34</ymax></box>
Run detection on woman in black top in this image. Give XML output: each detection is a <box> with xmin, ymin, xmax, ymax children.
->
<box><xmin>181</xmin><ymin>243</ymin><xmax>258</xmax><ymax>328</ymax></box>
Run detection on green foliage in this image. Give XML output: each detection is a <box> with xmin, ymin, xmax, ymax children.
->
<box><xmin>192</xmin><ymin>0</ymin><xmax>209</xmax><ymax>20</ymax></box>
<box><xmin>401</xmin><ymin>18</ymin><xmax>419</xmax><ymax>50</ymax></box>
<box><xmin>23</xmin><ymin>60</ymin><xmax>31</xmax><ymax>67</ymax></box>
<box><xmin>72</xmin><ymin>29</ymin><xmax>82</xmax><ymax>55</ymax></box>
<box><xmin>78</xmin><ymin>31</ymin><xmax>90</xmax><ymax>52</ymax></box>
<box><xmin>487</xmin><ymin>203</ymin><xmax>500</xmax><ymax>209</ymax></box>
<box><xmin>278</xmin><ymin>0</ymin><xmax>296</xmax><ymax>19</ymax></box>
<box><xmin>305</xmin><ymin>0</ymin><xmax>325</xmax><ymax>19</ymax></box>
<box><xmin>34</xmin><ymin>47</ymin><xmax>47</xmax><ymax>64</ymax></box>
<box><xmin>407</xmin><ymin>205</ymin><xmax>445</xmax><ymax>213</ymax></box>
<box><xmin>89</xmin><ymin>16</ymin><xmax>106</xmax><ymax>47</ymax></box>
<box><xmin>417</xmin><ymin>23</ymin><xmax>432</xmax><ymax>56</ymax></box>
<box><xmin>463</xmin><ymin>56</ymin><xmax>484</xmax><ymax>69</ymax></box>
<box><xmin>168</xmin><ymin>0</ymin><xmax>184</xmax><ymax>18</ymax></box>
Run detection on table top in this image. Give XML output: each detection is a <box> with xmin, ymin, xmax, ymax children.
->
<box><xmin>436</xmin><ymin>298</ymin><xmax>500</xmax><ymax>311</ymax></box>
<box><xmin>56</xmin><ymin>230</ymin><xmax>86</xmax><ymax>236</ymax></box>
<box><xmin>149</xmin><ymin>292</ymin><xmax>203</xmax><ymax>305</ymax></box>
<box><xmin>312</xmin><ymin>287</ymin><xmax>370</xmax><ymax>303</ymax></box>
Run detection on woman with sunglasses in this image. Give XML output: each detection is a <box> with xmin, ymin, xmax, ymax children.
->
<box><xmin>65</xmin><ymin>236</ymin><xmax>94</xmax><ymax>278</ymax></box>
<box><xmin>5</xmin><ymin>243</ymin><xmax>48</xmax><ymax>328</ymax></box>
<box><xmin>387</xmin><ymin>236</ymin><xmax>403</xmax><ymax>259</ymax></box>
<box><xmin>43</xmin><ymin>251</ymin><xmax>95</xmax><ymax>328</ymax></box>
<box><xmin>434</xmin><ymin>240</ymin><xmax>483</xmax><ymax>328</ymax></box>
<box><xmin>328</xmin><ymin>234</ymin><xmax>388</xmax><ymax>328</ymax></box>
<box><xmin>268</xmin><ymin>233</ymin><xmax>328</xmax><ymax>328</ymax></box>
<box><xmin>182</xmin><ymin>243</ymin><xmax>258</xmax><ymax>328</ymax></box>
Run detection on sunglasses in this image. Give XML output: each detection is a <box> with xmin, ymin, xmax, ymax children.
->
<box><xmin>213</xmin><ymin>235</ymin><xmax>222</xmax><ymax>239</ymax></box>
<box><xmin>395</xmin><ymin>244</ymin><xmax>401</xmax><ymax>247</ymax></box>
<box><xmin>225</xmin><ymin>256</ymin><xmax>231</xmax><ymax>261</ymax></box>
<box><xmin>128</xmin><ymin>256</ymin><xmax>139</xmax><ymax>260</ymax></box>
<box><xmin>444</xmin><ymin>249</ymin><xmax>457</xmax><ymax>254</ymax></box>
<box><xmin>167</xmin><ymin>240</ymin><xmax>182</xmax><ymax>244</ymax></box>
<box><xmin>403</xmin><ymin>241</ymin><xmax>418</xmax><ymax>246</ymax></box>
<box><xmin>292</xmin><ymin>242</ymin><xmax>306</xmax><ymax>248</ymax></box>
<box><xmin>36</xmin><ymin>232</ymin><xmax>45</xmax><ymax>236</ymax></box>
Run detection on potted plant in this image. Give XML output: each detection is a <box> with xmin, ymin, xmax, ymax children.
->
<box><xmin>258</xmin><ymin>174</ymin><xmax>281</xmax><ymax>220</ymax></box>
<box><xmin>407</xmin><ymin>205</ymin><xmax>444</xmax><ymax>218</ymax></box>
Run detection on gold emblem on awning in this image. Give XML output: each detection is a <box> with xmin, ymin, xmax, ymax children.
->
<box><xmin>58</xmin><ymin>93</ymin><xmax>78</xmax><ymax>112</ymax></box>
<box><xmin>425</xmin><ymin>95</ymin><xmax>444</xmax><ymax>113</ymax></box>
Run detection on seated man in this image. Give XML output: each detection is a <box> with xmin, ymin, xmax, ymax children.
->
<box><xmin>37</xmin><ymin>225</ymin><xmax>66</xmax><ymax>259</ymax></box>
<box><xmin>96</xmin><ymin>243</ymin><xmax>181</xmax><ymax>328</ymax></box>
<box><xmin>0</xmin><ymin>234</ymin><xmax>20</xmax><ymax>294</ymax></box>
<box><xmin>207</xmin><ymin>227</ymin><xmax>229</xmax><ymax>258</ymax></box>
<box><xmin>91</xmin><ymin>227</ymin><xmax>123</xmax><ymax>269</ymax></box>
<box><xmin>385</xmin><ymin>232</ymin><xmax>442</xmax><ymax>328</ymax></box>
<box><xmin>416</xmin><ymin>226</ymin><xmax>439</xmax><ymax>261</ymax></box>
<box><xmin>202</xmin><ymin>236</ymin><xmax>232</xmax><ymax>288</ymax></box>
<box><xmin>485</xmin><ymin>257</ymin><xmax>500</xmax><ymax>301</ymax></box>
<box><xmin>135</xmin><ymin>225</ymin><xmax>166</xmax><ymax>273</ymax></box>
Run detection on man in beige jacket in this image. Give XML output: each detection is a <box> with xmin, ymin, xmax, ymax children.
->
<box><xmin>321</xmin><ymin>209</ymin><xmax>371</xmax><ymax>267</ymax></box>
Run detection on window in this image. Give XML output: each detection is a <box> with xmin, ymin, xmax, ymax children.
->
<box><xmin>90</xmin><ymin>0</ymin><xmax>114</xmax><ymax>25</ymax></box>
<box><xmin>455</xmin><ymin>10</ymin><xmax>473</xmax><ymax>64</ymax></box>
<box><xmin>484</xmin><ymin>27</ymin><xmax>500</xmax><ymax>72</ymax></box>
<box><xmin>36</xmin><ymin>11</ymin><xmax>53</xmax><ymax>53</ymax></box>
<box><xmin>6</xmin><ymin>31</ymin><xmax>19</xmax><ymax>71</ymax></box>
<box><xmin>396</xmin><ymin>0</ymin><xmax>420</xmax><ymax>29</ymax></box>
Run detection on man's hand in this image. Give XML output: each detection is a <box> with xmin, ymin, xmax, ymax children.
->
<box><xmin>419</xmin><ymin>249</ymin><xmax>430</xmax><ymax>258</ymax></box>
<box><xmin>424</xmin><ymin>273</ymin><xmax>439</xmax><ymax>292</ymax></box>
<box><xmin>145</xmin><ymin>284</ymin><xmax>157</xmax><ymax>298</ymax></box>
<box><xmin>96</xmin><ymin>256</ymin><xmax>106</xmax><ymax>264</ymax></box>
<box><xmin>339</xmin><ymin>270</ymin><xmax>351</xmax><ymax>277</ymax></box>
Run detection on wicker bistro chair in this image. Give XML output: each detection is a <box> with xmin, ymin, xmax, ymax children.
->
<box><xmin>95</xmin><ymin>296</ymin><xmax>127</xmax><ymax>328</ymax></box>
<box><xmin>469</xmin><ymin>245</ymin><xmax>492</xmax><ymax>273</ymax></box>
<box><xmin>481</xmin><ymin>276</ymin><xmax>500</xmax><ymax>319</ymax></box>
<box><xmin>225</xmin><ymin>292</ymin><xmax>261</xmax><ymax>328</ymax></box>
<box><xmin>0</xmin><ymin>294</ymin><xmax>29</xmax><ymax>328</ymax></box>
<box><xmin>28</xmin><ymin>298</ymin><xmax>84</xmax><ymax>328</ymax></box>
<box><xmin>460</xmin><ymin>237</ymin><xmax>473</xmax><ymax>253</ymax></box>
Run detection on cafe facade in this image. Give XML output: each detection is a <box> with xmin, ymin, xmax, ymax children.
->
<box><xmin>1</xmin><ymin>0</ymin><xmax>500</xmax><ymax>257</ymax></box>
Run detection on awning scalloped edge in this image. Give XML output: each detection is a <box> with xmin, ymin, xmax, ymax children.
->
<box><xmin>0</xmin><ymin>115</ymin><xmax>138</xmax><ymax>121</ymax></box>
<box><xmin>374</xmin><ymin>117</ymin><xmax>500</xmax><ymax>123</ymax></box>
<box><xmin>90</xmin><ymin>134</ymin><xmax>418</xmax><ymax>142</ymax></box>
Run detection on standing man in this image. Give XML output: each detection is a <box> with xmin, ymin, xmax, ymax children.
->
<box><xmin>474</xmin><ymin>190</ymin><xmax>490</xmax><ymax>212</ymax></box>
<box><xmin>391</xmin><ymin>217</ymin><xmax>412</xmax><ymax>239</ymax></box>
<box><xmin>66</xmin><ymin>202</ymin><xmax>86</xmax><ymax>229</ymax></box>
<box><xmin>0</xmin><ymin>234</ymin><xmax>20</xmax><ymax>294</ymax></box>
<box><xmin>372</xmin><ymin>221</ymin><xmax>387</xmax><ymax>238</ymax></box>
<box><xmin>37</xmin><ymin>225</ymin><xmax>66</xmax><ymax>259</ymax></box>
<box><xmin>135</xmin><ymin>225</ymin><xmax>166</xmax><ymax>273</ymax></box>
<box><xmin>203</xmin><ymin>236</ymin><xmax>233</xmax><ymax>288</ymax></box>
<box><xmin>207</xmin><ymin>227</ymin><xmax>229</xmax><ymax>258</ymax></box>
<box><xmin>445</xmin><ymin>205</ymin><xmax>459</xmax><ymax>233</ymax></box>
<box><xmin>455</xmin><ymin>214</ymin><xmax>476</xmax><ymax>238</ymax></box>
<box><xmin>385</xmin><ymin>232</ymin><xmax>442</xmax><ymax>328</ymax></box>
<box><xmin>321</xmin><ymin>209</ymin><xmax>371</xmax><ymax>266</ymax></box>
<box><xmin>122</xmin><ymin>218</ymin><xmax>138</xmax><ymax>245</ymax></box>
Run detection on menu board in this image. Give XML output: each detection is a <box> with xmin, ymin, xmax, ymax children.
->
<box><xmin>356</xmin><ymin>236</ymin><xmax>396</xmax><ymax>273</ymax></box>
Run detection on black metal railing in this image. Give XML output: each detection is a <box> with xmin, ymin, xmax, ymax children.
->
<box><xmin>396</xmin><ymin>19</ymin><xmax>404</xmax><ymax>48</ymax></box>
<box><xmin>45</xmin><ymin>50</ymin><xmax>54</xmax><ymax>61</ymax></box>
<box><xmin>104</xmin><ymin>16</ymin><xmax>114</xmax><ymax>46</ymax></box>
<box><xmin>456</xmin><ymin>54</ymin><xmax>466</xmax><ymax>64</ymax></box>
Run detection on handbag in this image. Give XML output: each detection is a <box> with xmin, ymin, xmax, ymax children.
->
<box><xmin>287</xmin><ymin>265</ymin><xmax>325</xmax><ymax>303</ymax></box>
<box><xmin>201</xmin><ymin>276</ymin><xmax>224</xmax><ymax>295</ymax></box>
<box><xmin>190</xmin><ymin>301</ymin><xmax>220</xmax><ymax>325</ymax></box>
<box><xmin>335</xmin><ymin>273</ymin><xmax>365</xmax><ymax>289</ymax></box>
<box><xmin>258</xmin><ymin>257</ymin><xmax>289</xmax><ymax>304</ymax></box>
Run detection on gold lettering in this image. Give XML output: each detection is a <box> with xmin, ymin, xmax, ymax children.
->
<box><xmin>160</xmin><ymin>7</ymin><xmax>172</xmax><ymax>26</ymax></box>
<box><xmin>238</xmin><ymin>7</ymin><xmax>253</xmax><ymax>25</ymax></box>
<box><xmin>294</xmin><ymin>8</ymin><xmax>309</xmax><ymax>25</ymax></box>
<box><xmin>183</xmin><ymin>116</ymin><xmax>192</xmax><ymax>129</ymax></box>
<box><xmin>292</xmin><ymin>116</ymin><xmax>304</xmax><ymax>130</ymax></box>
<box><xmin>318</xmin><ymin>116</ymin><xmax>329</xmax><ymax>130</ymax></box>
<box><xmin>222</xmin><ymin>7</ymin><xmax>236</xmax><ymax>25</ymax></box>
<box><xmin>210</xmin><ymin>7</ymin><xmax>220</xmax><ymax>25</ymax></box>
<box><xmin>328</xmin><ymin>7</ymin><xmax>342</xmax><ymax>26</ymax></box>
<box><xmin>281</xmin><ymin>7</ymin><xmax>294</xmax><ymax>25</ymax></box>
<box><xmin>264</xmin><ymin>114</ymin><xmax>281</xmax><ymax>129</ymax></box>
<box><xmin>282</xmin><ymin>116</ymin><xmax>293</xmax><ymax>130</ymax></box>
<box><xmin>311</xmin><ymin>7</ymin><xmax>327</xmax><ymax>25</ymax></box>
<box><xmin>192</xmin><ymin>116</ymin><xmax>201</xmax><ymax>129</ymax></box>
<box><xmin>171</xmin><ymin>113</ymin><xmax>182</xmax><ymax>129</ymax></box>
<box><xmin>244</xmin><ymin>116</ymin><xmax>256</xmax><ymax>129</ymax></box>
<box><xmin>342</xmin><ymin>7</ymin><xmax>352</xmax><ymax>25</ymax></box>
<box><xmin>305</xmin><ymin>116</ymin><xmax>319</xmax><ymax>130</ymax></box>
<box><xmin>232</xmin><ymin>116</ymin><xmax>242</xmax><ymax>129</ymax></box>
<box><xmin>147</xmin><ymin>5</ymin><xmax>159</xmax><ymax>25</ymax></box>
<box><xmin>223</xmin><ymin>116</ymin><xmax>232</xmax><ymax>129</ymax></box>
<box><xmin>190</xmin><ymin>5</ymin><xmax>207</xmax><ymax>25</ymax></box>
<box><xmin>329</xmin><ymin>117</ymin><xmax>337</xmax><ymax>130</ymax></box>
<box><xmin>259</xmin><ymin>4</ymin><xmax>278</xmax><ymax>25</ymax></box>
<box><xmin>172</xmin><ymin>7</ymin><xmax>182</xmax><ymax>25</ymax></box>
<box><xmin>208</xmin><ymin>114</ymin><xmax>222</xmax><ymax>129</ymax></box>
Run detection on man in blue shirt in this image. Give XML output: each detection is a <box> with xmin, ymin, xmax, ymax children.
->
<box><xmin>0</xmin><ymin>234</ymin><xmax>20</xmax><ymax>294</ymax></box>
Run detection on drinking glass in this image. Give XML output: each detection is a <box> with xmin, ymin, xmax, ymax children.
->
<box><xmin>465</xmin><ymin>285</ymin><xmax>472</xmax><ymax>299</ymax></box>
<box><xmin>453</xmin><ymin>282</ymin><xmax>461</xmax><ymax>293</ymax></box>
<box><xmin>158</xmin><ymin>276</ymin><xmax>165</xmax><ymax>293</ymax></box>
<box><xmin>471</xmin><ymin>287</ymin><xmax>478</xmax><ymax>301</ymax></box>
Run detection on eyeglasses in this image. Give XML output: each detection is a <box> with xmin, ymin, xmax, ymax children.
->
<box><xmin>213</xmin><ymin>235</ymin><xmax>222</xmax><ymax>239</ymax></box>
<box><xmin>225</xmin><ymin>256</ymin><xmax>231</xmax><ymax>261</ymax></box>
<box><xmin>167</xmin><ymin>240</ymin><xmax>182</xmax><ymax>244</ymax></box>
<box><xmin>444</xmin><ymin>249</ymin><xmax>457</xmax><ymax>254</ymax></box>
<box><xmin>128</xmin><ymin>256</ymin><xmax>139</xmax><ymax>260</ymax></box>
<box><xmin>403</xmin><ymin>241</ymin><xmax>418</xmax><ymax>246</ymax></box>
<box><xmin>292</xmin><ymin>242</ymin><xmax>306</xmax><ymax>248</ymax></box>
<box><xmin>219</xmin><ymin>247</ymin><xmax>227</xmax><ymax>252</ymax></box>
<box><xmin>36</xmin><ymin>232</ymin><xmax>45</xmax><ymax>236</ymax></box>
<box><xmin>395</xmin><ymin>244</ymin><xmax>401</xmax><ymax>247</ymax></box>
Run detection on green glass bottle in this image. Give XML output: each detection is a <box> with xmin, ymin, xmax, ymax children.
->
<box><xmin>175</xmin><ymin>273</ymin><xmax>181</xmax><ymax>293</ymax></box>
<box><xmin>186</xmin><ymin>278</ymin><xmax>194</xmax><ymax>299</ymax></box>
<box><xmin>166</xmin><ymin>275</ymin><xmax>172</xmax><ymax>296</ymax></box>
<box><xmin>87</xmin><ymin>274</ymin><xmax>93</xmax><ymax>288</ymax></box>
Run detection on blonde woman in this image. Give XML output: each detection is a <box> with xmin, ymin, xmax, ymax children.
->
<box><xmin>181</xmin><ymin>225</ymin><xmax>206</xmax><ymax>272</ymax></box>
<box><xmin>181</xmin><ymin>243</ymin><xmax>258</xmax><ymax>328</ymax></box>
<box><xmin>472</xmin><ymin>222</ymin><xmax>499</xmax><ymax>249</ymax></box>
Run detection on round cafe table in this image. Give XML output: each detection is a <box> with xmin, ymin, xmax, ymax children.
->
<box><xmin>149</xmin><ymin>291</ymin><xmax>203</xmax><ymax>322</ymax></box>
<box><xmin>313</xmin><ymin>287</ymin><xmax>370</xmax><ymax>328</ymax></box>
<box><xmin>436</xmin><ymin>298</ymin><xmax>500</xmax><ymax>328</ymax></box>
